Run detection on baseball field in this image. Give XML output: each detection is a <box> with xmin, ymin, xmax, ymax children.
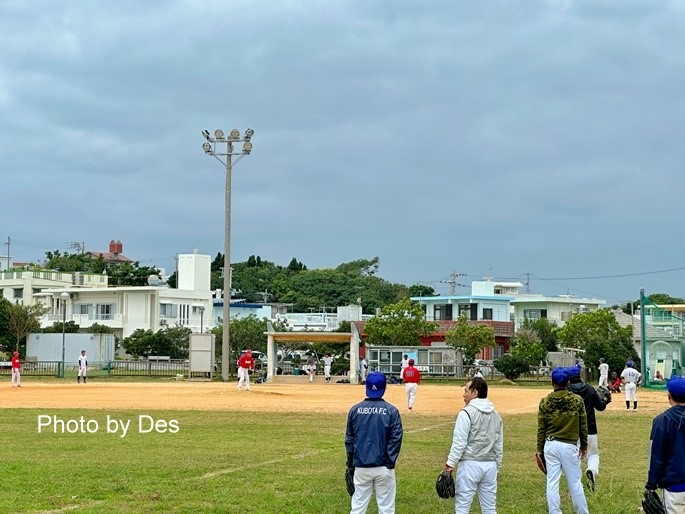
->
<box><xmin>0</xmin><ymin>378</ymin><xmax>667</xmax><ymax>513</ymax></box>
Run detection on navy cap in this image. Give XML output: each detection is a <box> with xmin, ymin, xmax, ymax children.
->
<box><xmin>566</xmin><ymin>366</ymin><xmax>581</xmax><ymax>379</ymax></box>
<box><xmin>626</xmin><ymin>360</ymin><xmax>633</xmax><ymax>367</ymax></box>
<box><xmin>551</xmin><ymin>367</ymin><xmax>569</xmax><ymax>386</ymax></box>
<box><xmin>667</xmin><ymin>376</ymin><xmax>685</xmax><ymax>396</ymax></box>
<box><xmin>365</xmin><ymin>372</ymin><xmax>386</xmax><ymax>398</ymax></box>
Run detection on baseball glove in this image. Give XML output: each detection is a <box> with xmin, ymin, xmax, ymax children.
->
<box><xmin>597</xmin><ymin>386</ymin><xmax>612</xmax><ymax>404</ymax></box>
<box><xmin>535</xmin><ymin>452</ymin><xmax>547</xmax><ymax>475</ymax></box>
<box><xmin>345</xmin><ymin>467</ymin><xmax>355</xmax><ymax>496</ymax></box>
<box><xmin>435</xmin><ymin>470</ymin><xmax>455</xmax><ymax>499</ymax></box>
<box><xmin>642</xmin><ymin>489</ymin><xmax>665</xmax><ymax>514</ymax></box>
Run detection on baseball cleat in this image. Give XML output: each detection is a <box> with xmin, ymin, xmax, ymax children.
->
<box><xmin>586</xmin><ymin>469</ymin><xmax>595</xmax><ymax>492</ymax></box>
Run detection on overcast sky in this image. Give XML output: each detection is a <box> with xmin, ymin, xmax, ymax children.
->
<box><xmin>2</xmin><ymin>1</ymin><xmax>684</xmax><ymax>306</ymax></box>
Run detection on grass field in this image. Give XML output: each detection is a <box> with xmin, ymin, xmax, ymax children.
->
<box><xmin>0</xmin><ymin>381</ymin><xmax>660</xmax><ymax>513</ymax></box>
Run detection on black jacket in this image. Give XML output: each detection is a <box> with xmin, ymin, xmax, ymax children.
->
<box><xmin>568</xmin><ymin>380</ymin><xmax>608</xmax><ymax>435</ymax></box>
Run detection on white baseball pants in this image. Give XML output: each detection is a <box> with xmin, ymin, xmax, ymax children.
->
<box><xmin>404</xmin><ymin>383</ymin><xmax>417</xmax><ymax>409</ymax></box>
<box><xmin>664</xmin><ymin>490</ymin><xmax>685</xmax><ymax>513</ymax></box>
<box><xmin>237</xmin><ymin>367</ymin><xmax>251</xmax><ymax>390</ymax></box>
<box><xmin>350</xmin><ymin>466</ymin><xmax>396</xmax><ymax>514</ymax></box>
<box><xmin>11</xmin><ymin>368</ymin><xmax>21</xmax><ymax>386</ymax></box>
<box><xmin>598</xmin><ymin>375</ymin><xmax>608</xmax><ymax>387</ymax></box>
<box><xmin>625</xmin><ymin>382</ymin><xmax>637</xmax><ymax>402</ymax></box>
<box><xmin>586</xmin><ymin>434</ymin><xmax>599</xmax><ymax>475</ymax></box>
<box><xmin>544</xmin><ymin>440</ymin><xmax>589</xmax><ymax>514</ymax></box>
<box><xmin>454</xmin><ymin>460</ymin><xmax>498</xmax><ymax>514</ymax></box>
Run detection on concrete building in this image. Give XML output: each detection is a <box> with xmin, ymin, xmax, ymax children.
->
<box><xmin>511</xmin><ymin>294</ymin><xmax>606</xmax><ymax>328</ymax></box>
<box><xmin>1</xmin><ymin>270</ymin><xmax>108</xmax><ymax>306</ymax></box>
<box><xmin>35</xmin><ymin>252</ymin><xmax>213</xmax><ymax>339</ymax></box>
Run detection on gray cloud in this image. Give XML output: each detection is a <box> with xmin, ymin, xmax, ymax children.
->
<box><xmin>2</xmin><ymin>0</ymin><xmax>684</xmax><ymax>304</ymax></box>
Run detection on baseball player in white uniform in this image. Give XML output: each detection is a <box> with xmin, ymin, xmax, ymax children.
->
<box><xmin>322</xmin><ymin>353</ymin><xmax>334</xmax><ymax>383</ymax></box>
<box><xmin>598</xmin><ymin>358</ymin><xmax>609</xmax><ymax>388</ymax></box>
<box><xmin>359</xmin><ymin>357</ymin><xmax>368</xmax><ymax>384</ymax></box>
<box><xmin>620</xmin><ymin>360</ymin><xmax>641</xmax><ymax>410</ymax></box>
<box><xmin>77</xmin><ymin>350</ymin><xmax>88</xmax><ymax>383</ymax></box>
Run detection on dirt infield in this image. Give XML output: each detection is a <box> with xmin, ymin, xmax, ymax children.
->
<box><xmin>0</xmin><ymin>379</ymin><xmax>671</xmax><ymax>415</ymax></box>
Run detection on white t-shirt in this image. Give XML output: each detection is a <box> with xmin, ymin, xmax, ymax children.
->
<box><xmin>322</xmin><ymin>356</ymin><xmax>334</xmax><ymax>367</ymax></box>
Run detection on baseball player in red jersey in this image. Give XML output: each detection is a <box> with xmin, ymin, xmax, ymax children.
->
<box><xmin>237</xmin><ymin>350</ymin><xmax>255</xmax><ymax>391</ymax></box>
<box><xmin>11</xmin><ymin>351</ymin><xmax>21</xmax><ymax>387</ymax></box>
<box><xmin>401</xmin><ymin>359</ymin><xmax>421</xmax><ymax>411</ymax></box>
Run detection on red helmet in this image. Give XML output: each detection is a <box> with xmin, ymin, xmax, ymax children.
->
<box><xmin>408</xmin><ymin>358</ymin><xmax>415</xmax><ymax>366</ymax></box>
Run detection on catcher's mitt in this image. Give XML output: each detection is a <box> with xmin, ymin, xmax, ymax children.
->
<box><xmin>535</xmin><ymin>452</ymin><xmax>547</xmax><ymax>475</ymax></box>
<box><xmin>597</xmin><ymin>386</ymin><xmax>612</xmax><ymax>404</ymax></box>
<box><xmin>642</xmin><ymin>489</ymin><xmax>665</xmax><ymax>514</ymax></box>
<box><xmin>435</xmin><ymin>470</ymin><xmax>455</xmax><ymax>499</ymax></box>
<box><xmin>345</xmin><ymin>467</ymin><xmax>355</xmax><ymax>496</ymax></box>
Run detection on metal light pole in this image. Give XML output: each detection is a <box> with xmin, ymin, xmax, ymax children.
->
<box><xmin>60</xmin><ymin>291</ymin><xmax>69</xmax><ymax>378</ymax></box>
<box><xmin>201</xmin><ymin>128</ymin><xmax>254</xmax><ymax>381</ymax></box>
<box><xmin>199</xmin><ymin>306</ymin><xmax>205</xmax><ymax>333</ymax></box>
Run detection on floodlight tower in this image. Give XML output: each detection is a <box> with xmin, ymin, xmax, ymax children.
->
<box><xmin>201</xmin><ymin>128</ymin><xmax>254</xmax><ymax>381</ymax></box>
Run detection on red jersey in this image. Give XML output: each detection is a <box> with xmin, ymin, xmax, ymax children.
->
<box><xmin>11</xmin><ymin>355</ymin><xmax>21</xmax><ymax>369</ymax></box>
<box><xmin>237</xmin><ymin>354</ymin><xmax>255</xmax><ymax>370</ymax></box>
<box><xmin>402</xmin><ymin>365</ymin><xmax>421</xmax><ymax>384</ymax></box>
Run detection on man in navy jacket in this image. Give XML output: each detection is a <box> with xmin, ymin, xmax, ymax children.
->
<box><xmin>345</xmin><ymin>372</ymin><xmax>403</xmax><ymax>514</ymax></box>
<box><xmin>646</xmin><ymin>376</ymin><xmax>685</xmax><ymax>512</ymax></box>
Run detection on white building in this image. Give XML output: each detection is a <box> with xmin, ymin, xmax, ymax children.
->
<box><xmin>1</xmin><ymin>270</ymin><xmax>108</xmax><ymax>305</ymax></box>
<box><xmin>35</xmin><ymin>252</ymin><xmax>213</xmax><ymax>339</ymax></box>
<box><xmin>464</xmin><ymin>278</ymin><xmax>607</xmax><ymax>328</ymax></box>
<box><xmin>511</xmin><ymin>294</ymin><xmax>606</xmax><ymax>328</ymax></box>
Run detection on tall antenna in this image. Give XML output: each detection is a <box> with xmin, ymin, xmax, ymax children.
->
<box><xmin>524</xmin><ymin>272</ymin><xmax>531</xmax><ymax>293</ymax></box>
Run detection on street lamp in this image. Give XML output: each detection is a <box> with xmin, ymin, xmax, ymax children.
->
<box><xmin>60</xmin><ymin>291</ymin><xmax>69</xmax><ymax>378</ymax></box>
<box><xmin>201</xmin><ymin>127</ymin><xmax>254</xmax><ymax>380</ymax></box>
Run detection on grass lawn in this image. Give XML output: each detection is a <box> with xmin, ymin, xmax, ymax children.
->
<box><xmin>0</xmin><ymin>404</ymin><xmax>653</xmax><ymax>513</ymax></box>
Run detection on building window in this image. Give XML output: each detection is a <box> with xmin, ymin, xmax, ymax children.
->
<box><xmin>459</xmin><ymin>304</ymin><xmax>478</xmax><ymax>321</ymax></box>
<box><xmin>524</xmin><ymin>309</ymin><xmax>547</xmax><ymax>320</ymax></box>
<box><xmin>76</xmin><ymin>304</ymin><xmax>91</xmax><ymax>316</ymax></box>
<box><xmin>482</xmin><ymin>308</ymin><xmax>493</xmax><ymax>320</ymax></box>
<box><xmin>179</xmin><ymin>304</ymin><xmax>190</xmax><ymax>325</ymax></box>
<box><xmin>13</xmin><ymin>288</ymin><xmax>23</xmax><ymax>299</ymax></box>
<box><xmin>160</xmin><ymin>303</ymin><xmax>178</xmax><ymax>318</ymax></box>
<box><xmin>434</xmin><ymin>304</ymin><xmax>453</xmax><ymax>321</ymax></box>
<box><xmin>96</xmin><ymin>304</ymin><xmax>115</xmax><ymax>320</ymax></box>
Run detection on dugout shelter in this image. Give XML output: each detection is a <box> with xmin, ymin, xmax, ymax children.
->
<box><xmin>265</xmin><ymin>322</ymin><xmax>360</xmax><ymax>383</ymax></box>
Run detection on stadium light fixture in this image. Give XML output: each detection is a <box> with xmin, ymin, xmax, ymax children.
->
<box><xmin>200</xmin><ymin>127</ymin><xmax>255</xmax><ymax>381</ymax></box>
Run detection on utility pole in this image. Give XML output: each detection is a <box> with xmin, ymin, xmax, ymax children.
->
<box><xmin>524</xmin><ymin>272</ymin><xmax>531</xmax><ymax>293</ymax></box>
<box><xmin>69</xmin><ymin>241</ymin><xmax>85</xmax><ymax>254</ymax></box>
<box><xmin>441</xmin><ymin>270</ymin><xmax>466</xmax><ymax>295</ymax></box>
